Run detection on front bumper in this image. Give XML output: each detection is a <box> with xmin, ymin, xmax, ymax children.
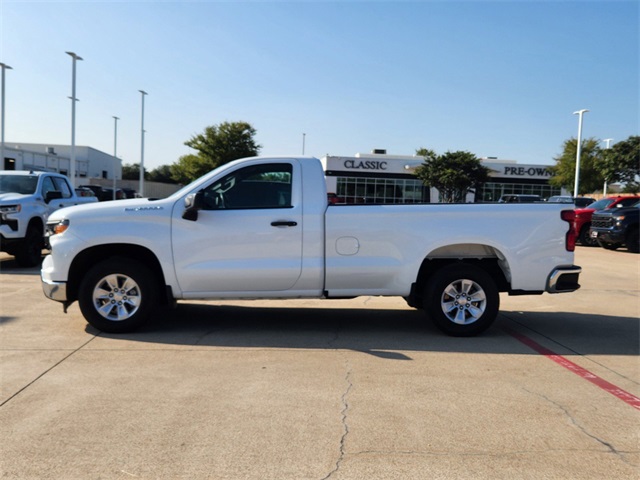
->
<box><xmin>41</xmin><ymin>275</ymin><xmax>67</xmax><ymax>302</ymax></box>
<box><xmin>590</xmin><ymin>228</ymin><xmax>624</xmax><ymax>244</ymax></box>
<box><xmin>547</xmin><ymin>266</ymin><xmax>581</xmax><ymax>293</ymax></box>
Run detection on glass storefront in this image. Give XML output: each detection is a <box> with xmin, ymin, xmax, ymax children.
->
<box><xmin>335</xmin><ymin>176</ymin><xmax>429</xmax><ymax>204</ymax></box>
<box><xmin>478</xmin><ymin>182</ymin><xmax>561</xmax><ymax>203</ymax></box>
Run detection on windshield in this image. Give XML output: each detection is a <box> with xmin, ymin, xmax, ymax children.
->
<box><xmin>585</xmin><ymin>198</ymin><xmax>613</xmax><ymax>210</ymax></box>
<box><xmin>0</xmin><ymin>175</ymin><xmax>39</xmax><ymax>195</ymax></box>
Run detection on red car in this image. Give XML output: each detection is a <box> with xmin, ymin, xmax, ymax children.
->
<box><xmin>575</xmin><ymin>196</ymin><xmax>640</xmax><ymax>246</ymax></box>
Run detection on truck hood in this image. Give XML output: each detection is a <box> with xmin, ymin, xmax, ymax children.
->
<box><xmin>593</xmin><ymin>205</ymin><xmax>640</xmax><ymax>218</ymax></box>
<box><xmin>47</xmin><ymin>198</ymin><xmax>173</xmax><ymax>222</ymax></box>
<box><xmin>0</xmin><ymin>192</ymin><xmax>34</xmax><ymax>203</ymax></box>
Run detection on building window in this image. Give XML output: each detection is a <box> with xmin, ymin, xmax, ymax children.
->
<box><xmin>479</xmin><ymin>182</ymin><xmax>561</xmax><ymax>202</ymax></box>
<box><xmin>336</xmin><ymin>177</ymin><xmax>428</xmax><ymax>204</ymax></box>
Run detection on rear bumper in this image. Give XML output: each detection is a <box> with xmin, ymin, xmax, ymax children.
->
<box><xmin>546</xmin><ymin>266</ymin><xmax>581</xmax><ymax>293</ymax></box>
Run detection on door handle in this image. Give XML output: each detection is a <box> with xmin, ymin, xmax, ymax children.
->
<box><xmin>271</xmin><ymin>221</ymin><xmax>298</xmax><ymax>227</ymax></box>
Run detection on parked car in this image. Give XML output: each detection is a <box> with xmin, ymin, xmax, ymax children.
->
<box><xmin>547</xmin><ymin>195</ymin><xmax>596</xmax><ymax>208</ymax></box>
<box><xmin>101</xmin><ymin>187</ymin><xmax>125</xmax><ymax>201</ymax></box>
<box><xmin>121</xmin><ymin>187</ymin><xmax>138</xmax><ymax>199</ymax></box>
<box><xmin>79</xmin><ymin>185</ymin><xmax>125</xmax><ymax>201</ymax></box>
<box><xmin>498</xmin><ymin>194</ymin><xmax>542</xmax><ymax>203</ymax></box>
<box><xmin>78</xmin><ymin>184</ymin><xmax>105</xmax><ymax>200</ymax></box>
<box><xmin>75</xmin><ymin>187</ymin><xmax>97</xmax><ymax>198</ymax></box>
<box><xmin>590</xmin><ymin>200</ymin><xmax>640</xmax><ymax>253</ymax></box>
<box><xmin>575</xmin><ymin>196</ymin><xmax>640</xmax><ymax>246</ymax></box>
<box><xmin>0</xmin><ymin>171</ymin><xmax>97</xmax><ymax>266</ymax></box>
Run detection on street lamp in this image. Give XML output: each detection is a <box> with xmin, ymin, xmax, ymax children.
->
<box><xmin>66</xmin><ymin>52</ymin><xmax>83</xmax><ymax>188</ymax></box>
<box><xmin>113</xmin><ymin>116</ymin><xmax>119</xmax><ymax>200</ymax></box>
<box><xmin>573</xmin><ymin>109</ymin><xmax>589</xmax><ymax>198</ymax></box>
<box><xmin>602</xmin><ymin>138</ymin><xmax>613</xmax><ymax>197</ymax></box>
<box><xmin>0</xmin><ymin>62</ymin><xmax>12</xmax><ymax>169</ymax></box>
<box><xmin>302</xmin><ymin>132</ymin><xmax>306</xmax><ymax>155</ymax></box>
<box><xmin>138</xmin><ymin>90</ymin><xmax>147</xmax><ymax>196</ymax></box>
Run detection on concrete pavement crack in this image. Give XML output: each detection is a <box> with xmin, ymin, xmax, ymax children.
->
<box><xmin>321</xmin><ymin>360</ymin><xmax>353</xmax><ymax>480</ymax></box>
<box><xmin>523</xmin><ymin>387</ymin><xmax>636</xmax><ymax>467</ymax></box>
<box><xmin>0</xmin><ymin>334</ymin><xmax>99</xmax><ymax>407</ymax></box>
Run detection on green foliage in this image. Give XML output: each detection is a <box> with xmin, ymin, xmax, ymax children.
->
<box><xmin>549</xmin><ymin>138</ymin><xmax>604</xmax><ymax>194</ymax></box>
<box><xmin>172</xmin><ymin>121</ymin><xmax>261</xmax><ymax>184</ymax></box>
<box><xmin>147</xmin><ymin>165</ymin><xmax>176</xmax><ymax>184</ymax></box>
<box><xmin>598</xmin><ymin>136</ymin><xmax>640</xmax><ymax>192</ymax></box>
<box><xmin>414</xmin><ymin>149</ymin><xmax>491</xmax><ymax>203</ymax></box>
<box><xmin>121</xmin><ymin>163</ymin><xmax>147</xmax><ymax>181</ymax></box>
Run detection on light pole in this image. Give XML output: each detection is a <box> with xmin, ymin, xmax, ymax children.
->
<box><xmin>573</xmin><ymin>109</ymin><xmax>589</xmax><ymax>198</ymax></box>
<box><xmin>66</xmin><ymin>52</ymin><xmax>83</xmax><ymax>188</ymax></box>
<box><xmin>138</xmin><ymin>90</ymin><xmax>147</xmax><ymax>196</ymax></box>
<box><xmin>302</xmin><ymin>133</ymin><xmax>306</xmax><ymax>155</ymax></box>
<box><xmin>113</xmin><ymin>116</ymin><xmax>119</xmax><ymax>200</ymax></box>
<box><xmin>0</xmin><ymin>62</ymin><xmax>12</xmax><ymax>169</ymax></box>
<box><xmin>602</xmin><ymin>138</ymin><xmax>613</xmax><ymax>197</ymax></box>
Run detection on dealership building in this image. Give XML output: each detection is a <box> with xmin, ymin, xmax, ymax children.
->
<box><xmin>321</xmin><ymin>151</ymin><xmax>566</xmax><ymax>203</ymax></box>
<box><xmin>2</xmin><ymin>143</ymin><xmax>121</xmax><ymax>181</ymax></box>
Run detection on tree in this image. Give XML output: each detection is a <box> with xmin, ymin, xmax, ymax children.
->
<box><xmin>414</xmin><ymin>149</ymin><xmax>491</xmax><ymax>203</ymax></box>
<box><xmin>148</xmin><ymin>165</ymin><xmax>176</xmax><ymax>184</ymax></box>
<box><xmin>549</xmin><ymin>138</ymin><xmax>604</xmax><ymax>194</ymax></box>
<box><xmin>598</xmin><ymin>136</ymin><xmax>640</xmax><ymax>193</ymax></box>
<box><xmin>170</xmin><ymin>154</ymin><xmax>215</xmax><ymax>185</ymax></box>
<box><xmin>121</xmin><ymin>163</ymin><xmax>147</xmax><ymax>181</ymax></box>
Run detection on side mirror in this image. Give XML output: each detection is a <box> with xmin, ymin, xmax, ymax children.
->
<box><xmin>182</xmin><ymin>191</ymin><xmax>204</xmax><ymax>221</ymax></box>
<box><xmin>45</xmin><ymin>191</ymin><xmax>63</xmax><ymax>204</ymax></box>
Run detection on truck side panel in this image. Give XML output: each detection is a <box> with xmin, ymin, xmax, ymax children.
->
<box><xmin>324</xmin><ymin>203</ymin><xmax>573</xmax><ymax>296</ymax></box>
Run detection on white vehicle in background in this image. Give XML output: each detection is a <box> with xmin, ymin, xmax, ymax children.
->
<box><xmin>42</xmin><ymin>156</ymin><xmax>581</xmax><ymax>336</ymax></box>
<box><xmin>0</xmin><ymin>170</ymin><xmax>97</xmax><ymax>267</ymax></box>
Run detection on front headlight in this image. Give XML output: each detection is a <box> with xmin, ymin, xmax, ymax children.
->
<box><xmin>47</xmin><ymin>219</ymin><xmax>70</xmax><ymax>236</ymax></box>
<box><xmin>0</xmin><ymin>204</ymin><xmax>21</xmax><ymax>218</ymax></box>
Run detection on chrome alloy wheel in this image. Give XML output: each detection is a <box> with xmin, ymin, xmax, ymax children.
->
<box><xmin>440</xmin><ymin>278</ymin><xmax>487</xmax><ymax>325</ymax></box>
<box><xmin>92</xmin><ymin>273</ymin><xmax>142</xmax><ymax>321</ymax></box>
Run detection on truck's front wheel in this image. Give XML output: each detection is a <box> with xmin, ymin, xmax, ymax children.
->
<box><xmin>78</xmin><ymin>258</ymin><xmax>157</xmax><ymax>333</ymax></box>
<box><xmin>424</xmin><ymin>264</ymin><xmax>499</xmax><ymax>336</ymax></box>
<box><xmin>15</xmin><ymin>224</ymin><xmax>43</xmax><ymax>267</ymax></box>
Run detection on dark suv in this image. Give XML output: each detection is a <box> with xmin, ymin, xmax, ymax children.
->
<box><xmin>574</xmin><ymin>196</ymin><xmax>640</xmax><ymax>246</ymax></box>
<box><xmin>590</xmin><ymin>200</ymin><xmax>640</xmax><ymax>253</ymax></box>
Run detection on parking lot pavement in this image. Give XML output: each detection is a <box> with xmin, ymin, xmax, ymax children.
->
<box><xmin>0</xmin><ymin>248</ymin><xmax>638</xmax><ymax>479</ymax></box>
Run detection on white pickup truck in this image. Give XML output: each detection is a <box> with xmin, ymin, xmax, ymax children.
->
<box><xmin>41</xmin><ymin>156</ymin><xmax>581</xmax><ymax>336</ymax></box>
<box><xmin>0</xmin><ymin>170</ymin><xmax>97</xmax><ymax>266</ymax></box>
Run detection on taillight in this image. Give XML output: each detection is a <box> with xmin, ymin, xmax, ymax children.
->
<box><xmin>561</xmin><ymin>210</ymin><xmax>576</xmax><ymax>252</ymax></box>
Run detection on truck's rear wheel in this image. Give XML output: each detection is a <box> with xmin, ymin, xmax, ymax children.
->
<box><xmin>15</xmin><ymin>224</ymin><xmax>43</xmax><ymax>267</ymax></box>
<box><xmin>424</xmin><ymin>263</ymin><xmax>499</xmax><ymax>336</ymax></box>
<box><xmin>78</xmin><ymin>258</ymin><xmax>157</xmax><ymax>333</ymax></box>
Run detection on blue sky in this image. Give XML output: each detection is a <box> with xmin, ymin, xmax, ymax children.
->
<box><xmin>1</xmin><ymin>0</ymin><xmax>638</xmax><ymax>170</ymax></box>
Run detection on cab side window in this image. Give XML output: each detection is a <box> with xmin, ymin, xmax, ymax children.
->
<box><xmin>202</xmin><ymin>163</ymin><xmax>293</xmax><ymax>210</ymax></box>
<box><xmin>40</xmin><ymin>177</ymin><xmax>56</xmax><ymax>198</ymax></box>
<box><xmin>52</xmin><ymin>177</ymin><xmax>72</xmax><ymax>198</ymax></box>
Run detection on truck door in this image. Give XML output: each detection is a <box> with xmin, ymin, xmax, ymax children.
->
<box><xmin>171</xmin><ymin>161</ymin><xmax>303</xmax><ymax>294</ymax></box>
<box><xmin>40</xmin><ymin>176</ymin><xmax>78</xmax><ymax>213</ymax></box>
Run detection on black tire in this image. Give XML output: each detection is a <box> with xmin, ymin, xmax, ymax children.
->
<box><xmin>424</xmin><ymin>263</ymin><xmax>499</xmax><ymax>337</ymax></box>
<box><xmin>626</xmin><ymin>227</ymin><xmax>639</xmax><ymax>253</ymax></box>
<box><xmin>78</xmin><ymin>258</ymin><xmax>158</xmax><ymax>333</ymax></box>
<box><xmin>579</xmin><ymin>224</ymin><xmax>597</xmax><ymax>247</ymax></box>
<box><xmin>15</xmin><ymin>223</ymin><xmax>44</xmax><ymax>267</ymax></box>
<box><xmin>597</xmin><ymin>240</ymin><xmax>621</xmax><ymax>251</ymax></box>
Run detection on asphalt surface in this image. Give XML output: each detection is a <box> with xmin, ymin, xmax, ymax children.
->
<box><xmin>0</xmin><ymin>246</ymin><xmax>638</xmax><ymax>479</ymax></box>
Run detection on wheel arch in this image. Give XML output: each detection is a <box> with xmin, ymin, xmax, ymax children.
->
<box><xmin>67</xmin><ymin>244</ymin><xmax>170</xmax><ymax>305</ymax></box>
<box><xmin>407</xmin><ymin>243</ymin><xmax>510</xmax><ymax>308</ymax></box>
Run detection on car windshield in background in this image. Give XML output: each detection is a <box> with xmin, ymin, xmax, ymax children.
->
<box><xmin>0</xmin><ymin>175</ymin><xmax>39</xmax><ymax>195</ymax></box>
<box><xmin>547</xmin><ymin>196</ymin><xmax>573</xmax><ymax>203</ymax></box>
<box><xmin>586</xmin><ymin>198</ymin><xmax>614</xmax><ymax>210</ymax></box>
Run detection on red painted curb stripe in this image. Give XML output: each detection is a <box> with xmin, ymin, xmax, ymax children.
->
<box><xmin>505</xmin><ymin>328</ymin><xmax>640</xmax><ymax>411</ymax></box>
